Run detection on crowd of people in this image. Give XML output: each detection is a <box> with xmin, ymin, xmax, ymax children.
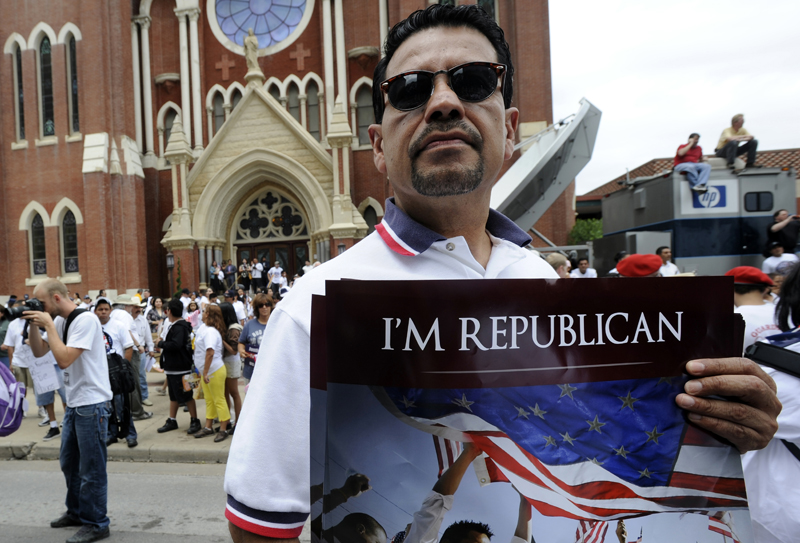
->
<box><xmin>0</xmin><ymin>272</ymin><xmax>304</xmax><ymax>447</ymax></box>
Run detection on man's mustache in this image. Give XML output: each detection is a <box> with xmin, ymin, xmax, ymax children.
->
<box><xmin>408</xmin><ymin>120</ymin><xmax>483</xmax><ymax>159</ymax></box>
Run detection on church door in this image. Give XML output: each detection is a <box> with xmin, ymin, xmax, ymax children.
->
<box><xmin>233</xmin><ymin>189</ymin><xmax>310</xmax><ymax>280</ymax></box>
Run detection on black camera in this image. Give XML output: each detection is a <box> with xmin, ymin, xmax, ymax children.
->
<box><xmin>7</xmin><ymin>298</ymin><xmax>44</xmax><ymax>321</ymax></box>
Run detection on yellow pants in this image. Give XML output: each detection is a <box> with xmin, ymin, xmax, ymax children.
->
<box><xmin>201</xmin><ymin>366</ymin><xmax>230</xmax><ymax>422</ymax></box>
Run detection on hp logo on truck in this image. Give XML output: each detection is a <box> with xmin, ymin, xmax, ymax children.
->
<box><xmin>692</xmin><ymin>186</ymin><xmax>726</xmax><ymax>208</ymax></box>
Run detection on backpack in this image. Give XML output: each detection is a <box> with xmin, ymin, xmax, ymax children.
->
<box><xmin>0</xmin><ymin>362</ymin><xmax>27</xmax><ymax>437</ymax></box>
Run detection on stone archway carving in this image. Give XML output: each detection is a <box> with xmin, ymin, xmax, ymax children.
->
<box><xmin>192</xmin><ymin>148</ymin><xmax>332</xmax><ymax>245</ymax></box>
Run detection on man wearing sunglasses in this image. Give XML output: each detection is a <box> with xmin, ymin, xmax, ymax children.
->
<box><xmin>225</xmin><ymin>5</ymin><xmax>781</xmax><ymax>542</ymax></box>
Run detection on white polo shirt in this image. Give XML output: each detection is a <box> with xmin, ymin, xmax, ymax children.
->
<box><xmin>224</xmin><ymin>198</ymin><xmax>558</xmax><ymax>538</ymax></box>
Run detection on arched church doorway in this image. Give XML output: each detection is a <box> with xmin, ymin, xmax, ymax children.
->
<box><xmin>231</xmin><ymin>189</ymin><xmax>310</xmax><ymax>278</ymax></box>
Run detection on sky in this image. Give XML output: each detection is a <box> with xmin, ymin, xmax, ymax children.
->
<box><xmin>548</xmin><ymin>0</ymin><xmax>800</xmax><ymax>195</ymax></box>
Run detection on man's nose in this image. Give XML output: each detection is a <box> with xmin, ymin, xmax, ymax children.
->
<box><xmin>424</xmin><ymin>75</ymin><xmax>465</xmax><ymax>123</ymax></box>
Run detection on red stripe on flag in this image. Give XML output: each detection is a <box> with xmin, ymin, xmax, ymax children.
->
<box><xmin>669</xmin><ymin>472</ymin><xmax>747</xmax><ymax>498</ymax></box>
<box><xmin>471</xmin><ymin>434</ymin><xmax>748</xmax><ymax>518</ymax></box>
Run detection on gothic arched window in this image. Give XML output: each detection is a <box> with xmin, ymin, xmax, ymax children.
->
<box><xmin>356</xmin><ymin>85</ymin><xmax>374</xmax><ymax>146</ymax></box>
<box><xmin>62</xmin><ymin>210</ymin><xmax>79</xmax><ymax>274</ymax></box>
<box><xmin>14</xmin><ymin>45</ymin><xmax>25</xmax><ymax>141</ymax></box>
<box><xmin>66</xmin><ymin>36</ymin><xmax>80</xmax><ymax>134</ymax></box>
<box><xmin>39</xmin><ymin>37</ymin><xmax>55</xmax><ymax>137</ymax></box>
<box><xmin>287</xmin><ymin>82</ymin><xmax>300</xmax><ymax>123</ymax></box>
<box><xmin>477</xmin><ymin>0</ymin><xmax>496</xmax><ymax>19</ymax></box>
<box><xmin>31</xmin><ymin>213</ymin><xmax>47</xmax><ymax>276</ymax></box>
<box><xmin>231</xmin><ymin>89</ymin><xmax>243</xmax><ymax>111</ymax></box>
<box><xmin>164</xmin><ymin>109</ymin><xmax>177</xmax><ymax>144</ymax></box>
<box><xmin>306</xmin><ymin>81</ymin><xmax>320</xmax><ymax>141</ymax></box>
<box><xmin>213</xmin><ymin>92</ymin><xmax>225</xmax><ymax>134</ymax></box>
<box><xmin>267</xmin><ymin>84</ymin><xmax>281</xmax><ymax>103</ymax></box>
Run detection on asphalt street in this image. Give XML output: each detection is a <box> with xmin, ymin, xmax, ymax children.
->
<box><xmin>1</xmin><ymin>460</ymin><xmax>231</xmax><ymax>543</ymax></box>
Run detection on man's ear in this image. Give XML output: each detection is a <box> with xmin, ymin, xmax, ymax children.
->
<box><xmin>369</xmin><ymin>124</ymin><xmax>386</xmax><ymax>175</ymax></box>
<box><xmin>504</xmin><ymin>107</ymin><xmax>520</xmax><ymax>161</ymax></box>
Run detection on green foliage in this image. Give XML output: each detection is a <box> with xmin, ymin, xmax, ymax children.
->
<box><xmin>174</xmin><ymin>258</ymin><xmax>182</xmax><ymax>298</ymax></box>
<box><xmin>568</xmin><ymin>219</ymin><xmax>603</xmax><ymax>245</ymax></box>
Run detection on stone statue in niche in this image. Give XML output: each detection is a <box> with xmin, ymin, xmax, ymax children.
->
<box><xmin>244</xmin><ymin>28</ymin><xmax>260</xmax><ymax>73</ymax></box>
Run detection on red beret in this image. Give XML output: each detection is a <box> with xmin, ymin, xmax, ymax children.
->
<box><xmin>617</xmin><ymin>254</ymin><xmax>662</xmax><ymax>277</ymax></box>
<box><xmin>725</xmin><ymin>266</ymin><xmax>774</xmax><ymax>286</ymax></box>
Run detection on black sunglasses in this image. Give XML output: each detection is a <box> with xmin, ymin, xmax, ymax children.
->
<box><xmin>380</xmin><ymin>61</ymin><xmax>506</xmax><ymax>113</ymax></box>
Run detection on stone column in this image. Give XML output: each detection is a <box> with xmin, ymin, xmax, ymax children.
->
<box><xmin>379</xmin><ymin>0</ymin><xmax>388</xmax><ymax>57</ymax></box>
<box><xmin>334</xmin><ymin>0</ymin><xmax>348</xmax><ymax>106</ymax></box>
<box><xmin>206</xmin><ymin>246</ymin><xmax>213</xmax><ymax>270</ymax></box>
<box><xmin>322</xmin><ymin>0</ymin><xmax>334</xmax><ymax>130</ymax></box>
<box><xmin>188</xmin><ymin>9</ymin><xmax>203</xmax><ymax>152</ymax></box>
<box><xmin>224</xmin><ymin>103</ymin><xmax>232</xmax><ymax>121</ymax></box>
<box><xmin>206</xmin><ymin>106</ymin><xmax>213</xmax><ymax>141</ymax></box>
<box><xmin>130</xmin><ymin>21</ymin><xmax>143</xmax><ymax>152</ymax></box>
<box><xmin>175</xmin><ymin>9</ymin><xmax>192</xmax><ymax>143</ymax></box>
<box><xmin>198</xmin><ymin>243</ymin><xmax>207</xmax><ymax>286</ymax></box>
<box><xmin>299</xmin><ymin>94</ymin><xmax>308</xmax><ymax>129</ymax></box>
<box><xmin>138</xmin><ymin>17</ymin><xmax>155</xmax><ymax>160</ymax></box>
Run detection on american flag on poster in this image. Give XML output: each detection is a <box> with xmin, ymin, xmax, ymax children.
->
<box><xmin>433</xmin><ymin>436</ymin><xmax>462</xmax><ymax>478</ymax></box>
<box><xmin>574</xmin><ymin>520</ymin><xmax>608</xmax><ymax>543</ymax></box>
<box><xmin>708</xmin><ymin>512</ymin><xmax>741</xmax><ymax>543</ymax></box>
<box><xmin>378</xmin><ymin>376</ymin><xmax>748</xmax><ymax>520</ymax></box>
<box><xmin>631</xmin><ymin>527</ymin><xmax>643</xmax><ymax>543</ymax></box>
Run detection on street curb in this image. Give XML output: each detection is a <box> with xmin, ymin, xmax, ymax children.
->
<box><xmin>1</xmin><ymin>440</ymin><xmax>229</xmax><ymax>464</ymax></box>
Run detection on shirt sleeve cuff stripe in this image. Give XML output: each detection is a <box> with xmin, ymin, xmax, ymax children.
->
<box><xmin>225</xmin><ymin>503</ymin><xmax>308</xmax><ymax>539</ymax></box>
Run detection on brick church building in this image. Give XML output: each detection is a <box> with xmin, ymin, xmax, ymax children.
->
<box><xmin>1</xmin><ymin>0</ymin><xmax>570</xmax><ymax>298</ymax></box>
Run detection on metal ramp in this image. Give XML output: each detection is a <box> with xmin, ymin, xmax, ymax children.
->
<box><xmin>490</xmin><ymin>98</ymin><xmax>602</xmax><ymax>233</ymax></box>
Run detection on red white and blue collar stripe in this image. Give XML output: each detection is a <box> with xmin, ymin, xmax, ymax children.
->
<box><xmin>376</xmin><ymin>198</ymin><xmax>532</xmax><ymax>256</ymax></box>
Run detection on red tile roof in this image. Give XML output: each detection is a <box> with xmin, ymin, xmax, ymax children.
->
<box><xmin>578</xmin><ymin>148</ymin><xmax>800</xmax><ymax>200</ymax></box>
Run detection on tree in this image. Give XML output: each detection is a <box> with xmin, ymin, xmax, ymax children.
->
<box><xmin>174</xmin><ymin>257</ymin><xmax>182</xmax><ymax>298</ymax></box>
<box><xmin>568</xmin><ymin>219</ymin><xmax>603</xmax><ymax>245</ymax></box>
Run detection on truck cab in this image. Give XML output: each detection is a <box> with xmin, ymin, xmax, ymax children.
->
<box><xmin>596</xmin><ymin>158</ymin><xmax>797</xmax><ymax>276</ymax></box>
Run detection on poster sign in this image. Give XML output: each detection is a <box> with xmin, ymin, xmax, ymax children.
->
<box><xmin>312</xmin><ymin>277</ymin><xmax>753</xmax><ymax>543</ymax></box>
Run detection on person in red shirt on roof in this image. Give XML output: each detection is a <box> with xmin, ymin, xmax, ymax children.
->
<box><xmin>674</xmin><ymin>133</ymin><xmax>711</xmax><ymax>193</ymax></box>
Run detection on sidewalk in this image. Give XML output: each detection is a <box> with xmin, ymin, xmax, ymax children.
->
<box><xmin>1</xmin><ymin>373</ymin><xmax>245</xmax><ymax>463</ymax></box>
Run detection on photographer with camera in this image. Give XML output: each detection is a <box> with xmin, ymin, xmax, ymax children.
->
<box><xmin>24</xmin><ymin>278</ymin><xmax>112</xmax><ymax>543</ymax></box>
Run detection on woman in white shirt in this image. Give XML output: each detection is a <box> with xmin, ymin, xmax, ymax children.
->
<box><xmin>192</xmin><ymin>304</ymin><xmax>231</xmax><ymax>442</ymax></box>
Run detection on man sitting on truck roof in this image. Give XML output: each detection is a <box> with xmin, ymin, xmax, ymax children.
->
<box><xmin>674</xmin><ymin>133</ymin><xmax>711</xmax><ymax>193</ymax></box>
<box><xmin>715</xmin><ymin>114</ymin><xmax>758</xmax><ymax>169</ymax></box>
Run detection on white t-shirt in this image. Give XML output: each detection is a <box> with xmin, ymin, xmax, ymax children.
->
<box><xmin>252</xmin><ymin>263</ymin><xmax>263</xmax><ymax>279</ymax></box>
<box><xmin>110</xmin><ymin>308</ymin><xmax>139</xmax><ymax>343</ymax></box>
<box><xmin>741</xmin><ymin>365</ymin><xmax>800</xmax><ymax>543</ymax></box>
<box><xmin>198</xmin><ymin>296</ymin><xmax>209</xmax><ymax>313</ymax></box>
<box><xmin>101</xmin><ymin>318</ymin><xmax>134</xmax><ymax>357</ymax></box>
<box><xmin>570</xmin><ymin>267</ymin><xmax>597</xmax><ymax>278</ymax></box>
<box><xmin>267</xmin><ymin>266</ymin><xmax>283</xmax><ymax>282</ymax></box>
<box><xmin>762</xmin><ymin>253</ymin><xmax>799</xmax><ymax>275</ymax></box>
<box><xmin>233</xmin><ymin>300</ymin><xmax>247</xmax><ymax>323</ymax></box>
<box><xmin>3</xmin><ymin>318</ymin><xmax>31</xmax><ymax>368</ymax></box>
<box><xmin>78</xmin><ymin>302</ymin><xmax>91</xmax><ymax>310</ymax></box>
<box><xmin>734</xmin><ymin>303</ymin><xmax>781</xmax><ymax>351</ymax></box>
<box><xmin>193</xmin><ymin>323</ymin><xmax>224</xmax><ymax>376</ymax></box>
<box><xmin>54</xmin><ymin>312</ymin><xmax>113</xmax><ymax>407</ymax></box>
<box><xmin>659</xmin><ymin>261</ymin><xmax>679</xmax><ymax>276</ymax></box>
<box><xmin>180</xmin><ymin>296</ymin><xmax>191</xmax><ymax>318</ymax></box>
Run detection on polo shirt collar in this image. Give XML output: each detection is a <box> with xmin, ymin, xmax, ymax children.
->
<box><xmin>376</xmin><ymin>198</ymin><xmax>531</xmax><ymax>256</ymax></box>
